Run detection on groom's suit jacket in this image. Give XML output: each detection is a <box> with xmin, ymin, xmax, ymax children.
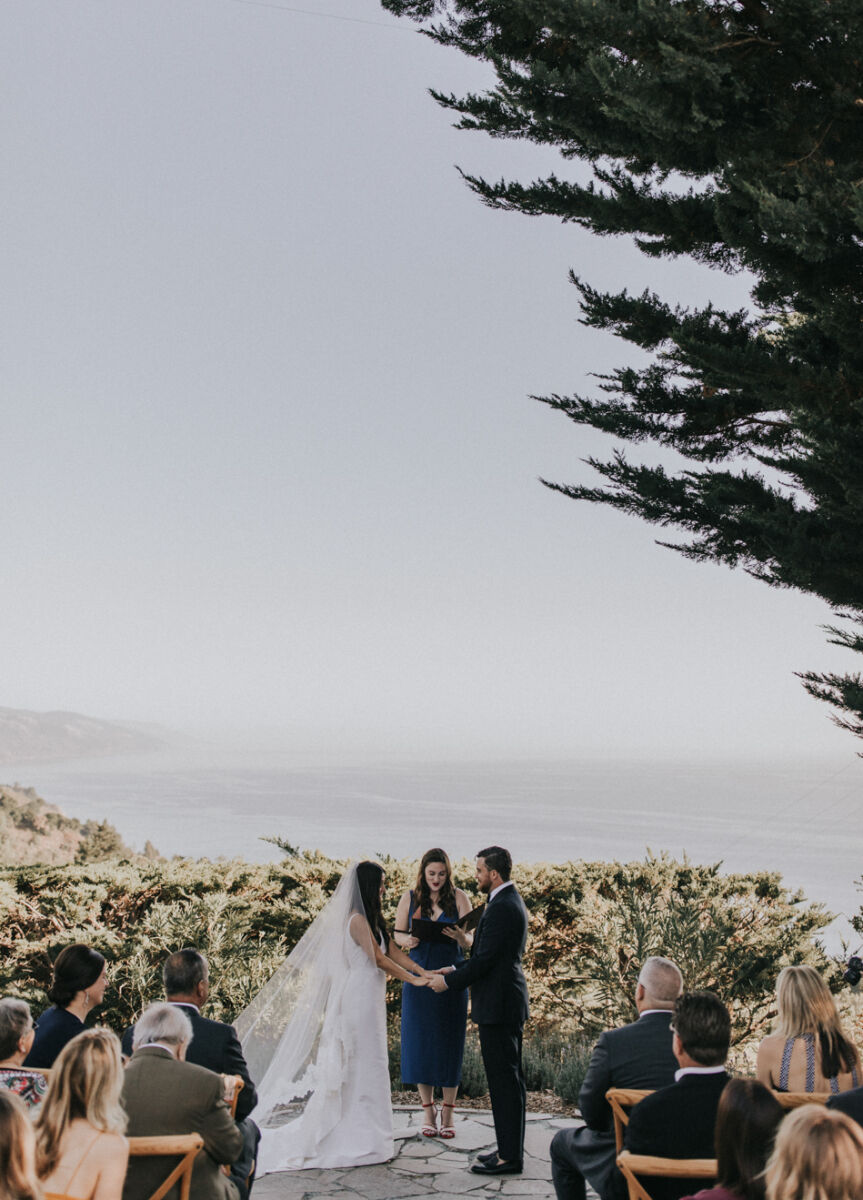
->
<box><xmin>445</xmin><ymin>883</ymin><xmax>529</xmax><ymax>1026</ymax></box>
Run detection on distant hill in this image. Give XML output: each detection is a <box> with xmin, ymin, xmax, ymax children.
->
<box><xmin>0</xmin><ymin>783</ymin><xmax>154</xmax><ymax>865</ymax></box>
<box><xmin>0</xmin><ymin>707</ymin><xmax>165</xmax><ymax>765</ymax></box>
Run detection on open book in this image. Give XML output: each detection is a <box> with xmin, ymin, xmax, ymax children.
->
<box><xmin>404</xmin><ymin>904</ymin><xmax>485</xmax><ymax>945</ymax></box>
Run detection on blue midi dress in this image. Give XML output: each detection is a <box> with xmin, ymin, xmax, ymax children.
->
<box><xmin>400</xmin><ymin>894</ymin><xmax>469</xmax><ymax>1087</ymax></box>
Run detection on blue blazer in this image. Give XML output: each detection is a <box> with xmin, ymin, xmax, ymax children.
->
<box><xmin>445</xmin><ymin>884</ymin><xmax>529</xmax><ymax>1026</ymax></box>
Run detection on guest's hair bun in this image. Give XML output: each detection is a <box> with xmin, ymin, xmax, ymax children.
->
<box><xmin>47</xmin><ymin>944</ymin><xmax>105</xmax><ymax>1007</ymax></box>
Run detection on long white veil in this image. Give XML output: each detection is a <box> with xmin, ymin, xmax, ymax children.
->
<box><xmin>235</xmin><ymin>863</ymin><xmax>373</xmax><ymax>1127</ymax></box>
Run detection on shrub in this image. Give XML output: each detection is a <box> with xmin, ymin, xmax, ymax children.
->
<box><xmin>0</xmin><ymin>847</ymin><xmax>832</xmax><ymax>1091</ymax></box>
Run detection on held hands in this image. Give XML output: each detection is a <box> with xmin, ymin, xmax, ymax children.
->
<box><xmin>427</xmin><ymin>974</ymin><xmax>449</xmax><ymax>993</ymax></box>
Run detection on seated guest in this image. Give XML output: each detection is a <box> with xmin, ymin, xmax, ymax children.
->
<box><xmin>24</xmin><ymin>946</ymin><xmax>109</xmax><ymax>1070</ymax></box>
<box><xmin>611</xmin><ymin>990</ymin><xmax>732</xmax><ymax>1200</ymax></box>
<box><xmin>765</xmin><ymin>1104</ymin><xmax>863</xmax><ymax>1200</ymax></box>
<box><xmin>35</xmin><ymin>1028</ymin><xmax>129</xmax><ymax>1200</ymax></box>
<box><xmin>0</xmin><ymin>1091</ymin><xmax>42</xmax><ymax>1200</ymax></box>
<box><xmin>756</xmin><ymin>965</ymin><xmax>859</xmax><ymax>1094</ymax></box>
<box><xmin>551</xmin><ymin>955</ymin><xmax>683</xmax><ymax>1200</ymax></box>
<box><xmin>681</xmin><ymin>1079</ymin><xmax>784</xmax><ymax>1200</ymax></box>
<box><xmin>122</xmin><ymin>1002</ymin><xmax>242</xmax><ymax>1200</ymax></box>
<box><xmin>826</xmin><ymin>1075</ymin><xmax>863</xmax><ymax>1125</ymax></box>
<box><xmin>0</xmin><ymin>1000</ymin><xmax>48</xmax><ymax>1111</ymax></box>
<box><xmin>122</xmin><ymin>948</ymin><xmax>259</xmax><ymax>1194</ymax></box>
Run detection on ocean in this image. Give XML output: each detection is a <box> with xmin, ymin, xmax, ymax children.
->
<box><xmin>3</xmin><ymin>749</ymin><xmax>861</xmax><ymax>950</ymax></box>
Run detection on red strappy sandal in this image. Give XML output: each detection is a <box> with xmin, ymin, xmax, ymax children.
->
<box><xmin>421</xmin><ymin>1101</ymin><xmax>438</xmax><ymax>1137</ymax></box>
<box><xmin>438</xmin><ymin>1101</ymin><xmax>456</xmax><ymax>1138</ymax></box>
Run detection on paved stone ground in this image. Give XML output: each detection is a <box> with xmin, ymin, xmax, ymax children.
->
<box><xmin>253</xmin><ymin>1106</ymin><xmax>583</xmax><ymax>1200</ymax></box>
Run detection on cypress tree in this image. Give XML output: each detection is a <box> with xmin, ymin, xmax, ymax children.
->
<box><xmin>382</xmin><ymin>0</ymin><xmax>863</xmax><ymax>738</ymax></box>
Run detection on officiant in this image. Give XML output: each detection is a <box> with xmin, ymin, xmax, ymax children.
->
<box><xmin>394</xmin><ymin>848</ymin><xmax>474</xmax><ymax>1138</ymax></box>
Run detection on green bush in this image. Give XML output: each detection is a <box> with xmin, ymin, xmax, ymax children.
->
<box><xmin>0</xmin><ymin>848</ymin><xmax>834</xmax><ymax>1107</ymax></box>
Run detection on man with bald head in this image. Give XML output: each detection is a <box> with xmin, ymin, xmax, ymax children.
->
<box><xmin>550</xmin><ymin>956</ymin><xmax>683</xmax><ymax>1200</ymax></box>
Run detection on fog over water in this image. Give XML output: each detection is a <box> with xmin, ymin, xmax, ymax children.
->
<box><xmin>8</xmin><ymin>747</ymin><xmax>861</xmax><ymax>951</ymax></box>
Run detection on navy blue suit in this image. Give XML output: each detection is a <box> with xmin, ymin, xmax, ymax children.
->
<box><xmin>446</xmin><ymin>883</ymin><xmax>529</xmax><ymax>1163</ymax></box>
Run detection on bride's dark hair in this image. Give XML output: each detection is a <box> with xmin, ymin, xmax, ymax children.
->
<box><xmin>413</xmin><ymin>848</ymin><xmax>457</xmax><ymax>919</ymax></box>
<box><xmin>356</xmin><ymin>861</ymin><xmax>389</xmax><ymax>945</ymax></box>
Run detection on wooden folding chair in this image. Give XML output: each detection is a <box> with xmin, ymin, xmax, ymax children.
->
<box><xmin>772</xmin><ymin>1090</ymin><xmax>830</xmax><ymax>1110</ymax></box>
<box><xmin>226</xmin><ymin>1075</ymin><xmax>244</xmax><ymax>1119</ymax></box>
<box><xmin>616</xmin><ymin>1150</ymin><xmax>717</xmax><ymax>1200</ymax></box>
<box><xmin>218</xmin><ymin>1077</ymin><xmax>246</xmax><ymax>1178</ymax></box>
<box><xmin>127</xmin><ymin>1133</ymin><xmax>204</xmax><ymax>1200</ymax></box>
<box><xmin>606</xmin><ymin>1088</ymin><xmax>654</xmax><ymax>1154</ymax></box>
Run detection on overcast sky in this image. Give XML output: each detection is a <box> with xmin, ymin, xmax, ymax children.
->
<box><xmin>0</xmin><ymin>0</ymin><xmax>856</xmax><ymax>765</ymax></box>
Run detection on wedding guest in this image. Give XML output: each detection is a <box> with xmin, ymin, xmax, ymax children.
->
<box><xmin>756</xmin><ymin>966</ymin><xmax>860</xmax><ymax>1094</ymax></box>
<box><xmin>550</xmin><ymin>956</ymin><xmax>682</xmax><ymax>1200</ymax></box>
<box><xmin>0</xmin><ymin>1091</ymin><xmax>42</xmax><ymax>1200</ymax></box>
<box><xmin>394</xmin><ymin>848</ymin><xmax>472</xmax><ymax>1137</ymax></box>
<box><xmin>122</xmin><ymin>1003</ymin><xmax>242</xmax><ymax>1200</ymax></box>
<box><xmin>764</xmin><ymin>1104</ymin><xmax>863</xmax><ymax>1200</ymax></box>
<box><xmin>681</xmin><ymin>1079</ymin><xmax>784</xmax><ymax>1200</ymax></box>
<box><xmin>122</xmin><ymin>948</ymin><xmax>259</xmax><ymax>1195</ymax></box>
<box><xmin>0</xmin><ymin>1000</ymin><xmax>48</xmax><ymax>1112</ymax></box>
<box><xmin>25</xmin><ymin>946</ymin><xmax>108</xmax><ymax>1070</ymax></box>
<box><xmin>610</xmin><ymin>990</ymin><xmax>732</xmax><ymax>1200</ymax></box>
<box><xmin>35</xmin><ymin>1028</ymin><xmax>128</xmax><ymax>1200</ymax></box>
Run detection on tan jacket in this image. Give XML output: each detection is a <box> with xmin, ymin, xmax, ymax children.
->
<box><xmin>122</xmin><ymin>1046</ymin><xmax>242</xmax><ymax>1200</ymax></box>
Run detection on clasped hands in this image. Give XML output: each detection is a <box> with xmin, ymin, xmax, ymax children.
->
<box><xmin>422</xmin><ymin>965</ymin><xmax>455</xmax><ymax>993</ymax></box>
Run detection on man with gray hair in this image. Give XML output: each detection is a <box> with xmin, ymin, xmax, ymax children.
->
<box><xmin>550</xmin><ymin>956</ymin><xmax>683</xmax><ymax>1200</ymax></box>
<box><xmin>122</xmin><ymin>947</ymin><xmax>259</xmax><ymax>1196</ymax></box>
<box><xmin>122</xmin><ymin>1002</ymin><xmax>244</xmax><ymax>1200</ymax></box>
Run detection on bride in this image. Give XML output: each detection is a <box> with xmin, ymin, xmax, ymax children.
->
<box><xmin>236</xmin><ymin>860</ymin><xmax>431</xmax><ymax>1173</ymax></box>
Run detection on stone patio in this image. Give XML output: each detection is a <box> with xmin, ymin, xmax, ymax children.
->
<box><xmin>252</xmin><ymin>1106</ymin><xmax>583</xmax><ymax>1199</ymax></box>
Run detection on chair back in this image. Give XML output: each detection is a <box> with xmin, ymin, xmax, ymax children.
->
<box><xmin>226</xmin><ymin>1075</ymin><xmax>244</xmax><ymax>1119</ymax></box>
<box><xmin>127</xmin><ymin>1133</ymin><xmax>204</xmax><ymax>1200</ymax></box>
<box><xmin>606</xmin><ymin>1087</ymin><xmax>654</xmax><ymax>1153</ymax></box>
<box><xmin>772</xmin><ymin>1090</ymin><xmax>830</xmax><ymax>1110</ymax></box>
<box><xmin>616</xmin><ymin>1149</ymin><xmax>717</xmax><ymax>1200</ymax></box>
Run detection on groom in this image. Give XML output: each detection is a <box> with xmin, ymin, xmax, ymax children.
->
<box><xmin>429</xmin><ymin>845</ymin><xmax>529</xmax><ymax>1176</ymax></box>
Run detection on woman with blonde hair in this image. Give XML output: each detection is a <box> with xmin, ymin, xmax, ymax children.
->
<box><xmin>34</xmin><ymin>1029</ymin><xmax>128</xmax><ymax>1200</ymax></box>
<box><xmin>0</xmin><ymin>1091</ymin><xmax>42</xmax><ymax>1200</ymax></box>
<box><xmin>765</xmin><ymin>1104</ymin><xmax>863</xmax><ymax>1200</ymax></box>
<box><xmin>756</xmin><ymin>965</ymin><xmax>860</xmax><ymax>1094</ymax></box>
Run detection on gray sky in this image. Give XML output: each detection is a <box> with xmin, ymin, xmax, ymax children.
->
<box><xmin>0</xmin><ymin>0</ymin><xmax>856</xmax><ymax>763</ymax></box>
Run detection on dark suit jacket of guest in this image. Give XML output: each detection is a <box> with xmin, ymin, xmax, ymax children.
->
<box><xmin>557</xmin><ymin>1012</ymin><xmax>679</xmax><ymax>1199</ymax></box>
<box><xmin>580</xmin><ymin>1011</ymin><xmax>678</xmax><ymax>1133</ymax></box>
<box><xmin>23</xmin><ymin>1006</ymin><xmax>85</xmax><ymax>1069</ymax></box>
<box><xmin>122</xmin><ymin>1046</ymin><xmax>242</xmax><ymax>1200</ymax></box>
<box><xmin>827</xmin><ymin>1084</ymin><xmax>863</xmax><ymax>1125</ymax></box>
<box><xmin>611</xmin><ymin>1070</ymin><xmax>730</xmax><ymax>1200</ymax></box>
<box><xmin>445</xmin><ymin>884</ymin><xmax>529</xmax><ymax>1026</ymax></box>
<box><xmin>122</xmin><ymin>1005</ymin><xmax>258</xmax><ymax>1122</ymax></box>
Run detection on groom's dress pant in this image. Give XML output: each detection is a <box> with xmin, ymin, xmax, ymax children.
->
<box><xmin>480</xmin><ymin>1022</ymin><xmax>526</xmax><ymax>1165</ymax></box>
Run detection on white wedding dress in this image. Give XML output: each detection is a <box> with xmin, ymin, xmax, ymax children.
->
<box><xmin>236</xmin><ymin>866</ymin><xmax>394</xmax><ymax>1173</ymax></box>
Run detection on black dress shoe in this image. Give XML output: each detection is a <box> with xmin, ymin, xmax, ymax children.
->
<box><xmin>470</xmin><ymin>1157</ymin><xmax>523</xmax><ymax>1175</ymax></box>
<box><xmin>476</xmin><ymin>1150</ymin><xmax>498</xmax><ymax>1163</ymax></box>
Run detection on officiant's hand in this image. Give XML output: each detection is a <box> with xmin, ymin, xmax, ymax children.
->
<box><xmin>443</xmin><ymin>925</ymin><xmax>470</xmax><ymax>950</ymax></box>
